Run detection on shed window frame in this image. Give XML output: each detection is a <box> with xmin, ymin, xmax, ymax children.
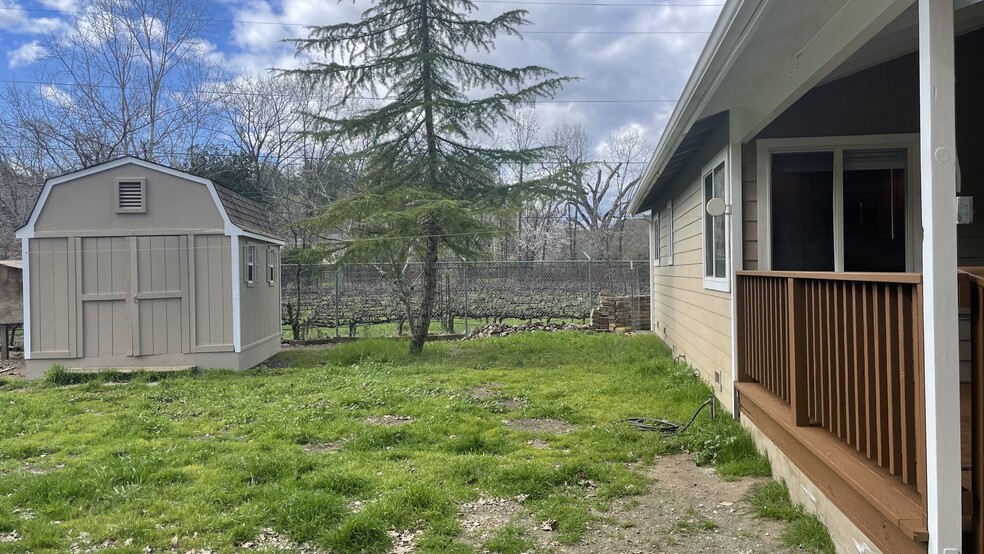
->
<box><xmin>702</xmin><ymin>149</ymin><xmax>730</xmax><ymax>292</ymax></box>
<box><xmin>115</xmin><ymin>178</ymin><xmax>146</xmax><ymax>213</ymax></box>
<box><xmin>245</xmin><ymin>244</ymin><xmax>256</xmax><ymax>286</ymax></box>
<box><xmin>267</xmin><ymin>247</ymin><xmax>277</xmax><ymax>286</ymax></box>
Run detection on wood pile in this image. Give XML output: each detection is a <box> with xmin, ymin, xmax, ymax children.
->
<box><xmin>591</xmin><ymin>294</ymin><xmax>651</xmax><ymax>331</ymax></box>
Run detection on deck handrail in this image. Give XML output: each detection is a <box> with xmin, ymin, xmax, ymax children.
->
<box><xmin>736</xmin><ymin>271</ymin><xmax>927</xmax><ymax>535</ymax></box>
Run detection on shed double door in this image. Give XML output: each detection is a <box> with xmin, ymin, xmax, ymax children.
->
<box><xmin>80</xmin><ymin>236</ymin><xmax>188</xmax><ymax>358</ymax></box>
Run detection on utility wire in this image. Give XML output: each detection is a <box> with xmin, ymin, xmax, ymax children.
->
<box><xmin>0</xmin><ymin>5</ymin><xmax>715</xmax><ymax>32</ymax></box>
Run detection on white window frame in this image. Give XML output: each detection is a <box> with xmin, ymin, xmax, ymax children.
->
<box><xmin>245</xmin><ymin>244</ymin><xmax>256</xmax><ymax>286</ymax></box>
<box><xmin>267</xmin><ymin>247</ymin><xmax>277</xmax><ymax>286</ymax></box>
<box><xmin>666</xmin><ymin>199</ymin><xmax>674</xmax><ymax>266</ymax></box>
<box><xmin>650</xmin><ymin>209</ymin><xmax>661</xmax><ymax>267</ymax></box>
<box><xmin>756</xmin><ymin>134</ymin><xmax>921</xmax><ymax>272</ymax></box>
<box><xmin>702</xmin><ymin>149</ymin><xmax>730</xmax><ymax>292</ymax></box>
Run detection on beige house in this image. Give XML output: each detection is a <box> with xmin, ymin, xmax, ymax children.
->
<box><xmin>631</xmin><ymin>1</ymin><xmax>984</xmax><ymax>552</ymax></box>
<box><xmin>15</xmin><ymin>157</ymin><xmax>284</xmax><ymax>376</ymax></box>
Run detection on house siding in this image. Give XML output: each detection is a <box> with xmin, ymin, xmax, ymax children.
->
<box><xmin>651</xmin><ymin>124</ymin><xmax>735</xmax><ymax>411</ymax></box>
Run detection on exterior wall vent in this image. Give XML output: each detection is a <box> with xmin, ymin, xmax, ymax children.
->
<box><xmin>116</xmin><ymin>178</ymin><xmax>146</xmax><ymax>213</ymax></box>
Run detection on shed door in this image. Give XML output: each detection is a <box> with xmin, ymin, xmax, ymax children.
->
<box><xmin>80</xmin><ymin>236</ymin><xmax>188</xmax><ymax>358</ymax></box>
<box><xmin>81</xmin><ymin>237</ymin><xmax>132</xmax><ymax>357</ymax></box>
<box><xmin>133</xmin><ymin>236</ymin><xmax>188</xmax><ymax>356</ymax></box>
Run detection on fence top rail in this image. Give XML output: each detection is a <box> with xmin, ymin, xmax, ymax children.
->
<box><xmin>736</xmin><ymin>270</ymin><xmax>922</xmax><ymax>285</ymax></box>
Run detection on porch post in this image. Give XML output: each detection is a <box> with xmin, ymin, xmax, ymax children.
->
<box><xmin>918</xmin><ymin>0</ymin><xmax>962</xmax><ymax>552</ymax></box>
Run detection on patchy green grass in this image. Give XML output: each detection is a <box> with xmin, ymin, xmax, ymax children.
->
<box><xmin>746</xmin><ymin>480</ymin><xmax>836</xmax><ymax>553</ymax></box>
<box><xmin>0</xmin><ymin>332</ymin><xmax>770</xmax><ymax>553</ymax></box>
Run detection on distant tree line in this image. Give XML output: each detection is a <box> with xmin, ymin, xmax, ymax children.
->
<box><xmin>0</xmin><ymin>0</ymin><xmax>649</xmax><ymax>264</ymax></box>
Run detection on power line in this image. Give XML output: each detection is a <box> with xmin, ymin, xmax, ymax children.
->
<box><xmin>0</xmin><ymin>79</ymin><xmax>682</xmax><ymax>104</ymax></box>
<box><xmin>0</xmin><ymin>5</ymin><xmax>715</xmax><ymax>33</ymax></box>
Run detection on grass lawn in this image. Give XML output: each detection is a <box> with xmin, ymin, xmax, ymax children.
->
<box><xmin>0</xmin><ymin>332</ymin><xmax>770</xmax><ymax>553</ymax></box>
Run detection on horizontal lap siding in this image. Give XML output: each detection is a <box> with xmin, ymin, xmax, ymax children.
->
<box><xmin>653</xmin><ymin>172</ymin><xmax>734</xmax><ymax>411</ymax></box>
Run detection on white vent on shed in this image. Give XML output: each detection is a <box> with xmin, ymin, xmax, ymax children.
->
<box><xmin>116</xmin><ymin>179</ymin><xmax>146</xmax><ymax>213</ymax></box>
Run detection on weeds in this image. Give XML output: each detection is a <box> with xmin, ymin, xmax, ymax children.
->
<box><xmin>747</xmin><ymin>480</ymin><xmax>835</xmax><ymax>553</ymax></box>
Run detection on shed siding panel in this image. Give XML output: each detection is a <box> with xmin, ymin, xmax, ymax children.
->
<box><xmin>80</xmin><ymin>237</ymin><xmax>130</xmax><ymax>357</ymax></box>
<box><xmin>240</xmin><ymin>239</ymin><xmax>281</xmax><ymax>349</ymax></box>
<box><xmin>34</xmin><ymin>165</ymin><xmax>225</xmax><ymax>236</ymax></box>
<box><xmin>193</xmin><ymin>235</ymin><xmax>232</xmax><ymax>348</ymax></box>
<box><xmin>30</xmin><ymin>238</ymin><xmax>73</xmax><ymax>355</ymax></box>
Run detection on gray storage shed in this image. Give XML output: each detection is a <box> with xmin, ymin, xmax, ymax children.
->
<box><xmin>15</xmin><ymin>157</ymin><xmax>284</xmax><ymax>377</ymax></box>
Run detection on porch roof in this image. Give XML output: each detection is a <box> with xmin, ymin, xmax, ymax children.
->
<box><xmin>629</xmin><ymin>0</ymin><xmax>984</xmax><ymax>216</ymax></box>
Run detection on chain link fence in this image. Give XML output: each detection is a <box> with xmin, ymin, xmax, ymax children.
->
<box><xmin>281</xmin><ymin>260</ymin><xmax>650</xmax><ymax>340</ymax></box>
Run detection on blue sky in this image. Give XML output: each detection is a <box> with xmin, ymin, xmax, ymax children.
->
<box><xmin>0</xmin><ymin>0</ymin><xmax>722</xmax><ymax>156</ymax></box>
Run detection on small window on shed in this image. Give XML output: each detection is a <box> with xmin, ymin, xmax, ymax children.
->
<box><xmin>245</xmin><ymin>245</ymin><xmax>256</xmax><ymax>285</ymax></box>
<box><xmin>267</xmin><ymin>247</ymin><xmax>277</xmax><ymax>286</ymax></box>
<box><xmin>116</xmin><ymin>178</ymin><xmax>146</xmax><ymax>213</ymax></box>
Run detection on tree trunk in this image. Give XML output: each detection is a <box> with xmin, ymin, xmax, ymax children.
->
<box><xmin>410</xmin><ymin>220</ymin><xmax>440</xmax><ymax>353</ymax></box>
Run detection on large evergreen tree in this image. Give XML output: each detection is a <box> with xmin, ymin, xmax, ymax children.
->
<box><xmin>286</xmin><ymin>0</ymin><xmax>573</xmax><ymax>353</ymax></box>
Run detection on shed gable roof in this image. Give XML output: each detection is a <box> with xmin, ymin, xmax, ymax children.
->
<box><xmin>16</xmin><ymin>156</ymin><xmax>282</xmax><ymax>244</ymax></box>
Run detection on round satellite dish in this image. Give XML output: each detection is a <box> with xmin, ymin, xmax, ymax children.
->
<box><xmin>706</xmin><ymin>197</ymin><xmax>726</xmax><ymax>217</ymax></box>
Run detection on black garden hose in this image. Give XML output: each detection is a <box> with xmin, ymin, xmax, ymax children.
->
<box><xmin>621</xmin><ymin>395</ymin><xmax>717</xmax><ymax>435</ymax></box>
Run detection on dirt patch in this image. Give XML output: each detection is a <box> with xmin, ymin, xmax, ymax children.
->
<box><xmin>367</xmin><ymin>415</ymin><xmax>414</xmax><ymax>426</ymax></box>
<box><xmin>559</xmin><ymin>454</ymin><xmax>793</xmax><ymax>554</ymax></box>
<box><xmin>505</xmin><ymin>418</ymin><xmax>575</xmax><ymax>434</ymax></box>
<box><xmin>238</xmin><ymin>527</ymin><xmax>328</xmax><ymax>553</ymax></box>
<box><xmin>453</xmin><ymin>454</ymin><xmax>793</xmax><ymax>554</ymax></box>
<box><xmin>458</xmin><ymin>496</ymin><xmax>527</xmax><ymax>547</ymax></box>
<box><xmin>301</xmin><ymin>441</ymin><xmax>344</xmax><ymax>454</ymax></box>
<box><xmin>469</xmin><ymin>384</ymin><xmax>528</xmax><ymax>410</ymax></box>
<box><xmin>527</xmin><ymin>438</ymin><xmax>550</xmax><ymax>449</ymax></box>
<box><xmin>468</xmin><ymin>385</ymin><xmax>500</xmax><ymax>400</ymax></box>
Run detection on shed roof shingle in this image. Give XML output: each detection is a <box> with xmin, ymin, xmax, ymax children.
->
<box><xmin>211</xmin><ymin>183</ymin><xmax>279</xmax><ymax>240</ymax></box>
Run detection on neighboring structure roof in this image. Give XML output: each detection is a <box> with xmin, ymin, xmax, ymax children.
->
<box><xmin>16</xmin><ymin>156</ymin><xmax>283</xmax><ymax>244</ymax></box>
<box><xmin>0</xmin><ymin>260</ymin><xmax>22</xmax><ymax>270</ymax></box>
<box><xmin>212</xmin><ymin>182</ymin><xmax>279</xmax><ymax>239</ymax></box>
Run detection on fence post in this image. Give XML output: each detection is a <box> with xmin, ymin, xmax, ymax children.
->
<box><xmin>334</xmin><ymin>265</ymin><xmax>341</xmax><ymax>340</ymax></box>
<box><xmin>787</xmin><ymin>277</ymin><xmax>809</xmax><ymax>426</ymax></box>
<box><xmin>587</xmin><ymin>260</ymin><xmax>593</xmax><ymax>316</ymax></box>
<box><xmin>462</xmin><ymin>261</ymin><xmax>469</xmax><ymax>335</ymax></box>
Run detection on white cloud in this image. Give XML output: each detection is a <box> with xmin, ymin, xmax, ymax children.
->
<box><xmin>8</xmin><ymin>40</ymin><xmax>44</xmax><ymax>68</ymax></box>
<box><xmin>40</xmin><ymin>84</ymin><xmax>72</xmax><ymax>107</ymax></box>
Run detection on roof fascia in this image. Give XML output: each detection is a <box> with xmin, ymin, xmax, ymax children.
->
<box><xmin>629</xmin><ymin>0</ymin><xmax>771</xmax><ymax>214</ymax></box>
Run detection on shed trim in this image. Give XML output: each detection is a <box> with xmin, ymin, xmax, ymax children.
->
<box><xmin>20</xmin><ymin>239</ymin><xmax>29</xmax><ymax>359</ymax></box>
<box><xmin>231</xmin><ymin>234</ymin><xmax>242</xmax><ymax>353</ymax></box>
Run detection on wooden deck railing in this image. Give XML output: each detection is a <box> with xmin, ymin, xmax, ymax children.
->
<box><xmin>962</xmin><ymin>268</ymin><xmax>984</xmax><ymax>552</ymax></box>
<box><xmin>736</xmin><ymin>271</ymin><xmax>927</xmax><ymax>544</ymax></box>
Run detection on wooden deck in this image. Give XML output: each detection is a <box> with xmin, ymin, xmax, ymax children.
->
<box><xmin>735</xmin><ymin>271</ymin><xmax>928</xmax><ymax>553</ymax></box>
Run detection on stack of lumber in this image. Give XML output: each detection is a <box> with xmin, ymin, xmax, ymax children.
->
<box><xmin>590</xmin><ymin>294</ymin><xmax>651</xmax><ymax>331</ymax></box>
